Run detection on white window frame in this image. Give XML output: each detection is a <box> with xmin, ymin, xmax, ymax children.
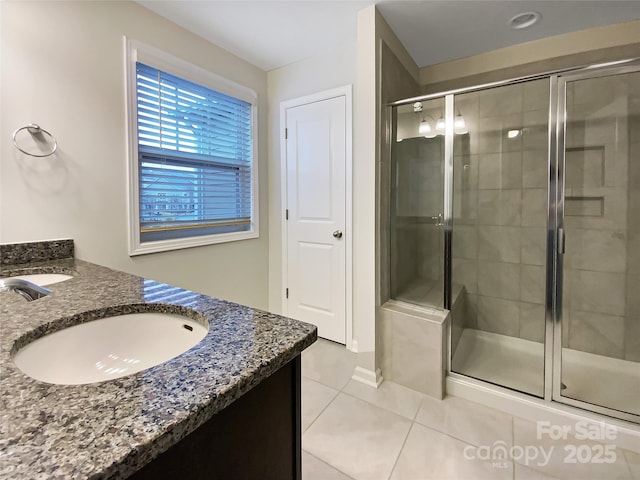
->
<box><xmin>124</xmin><ymin>38</ymin><xmax>259</xmax><ymax>256</ymax></box>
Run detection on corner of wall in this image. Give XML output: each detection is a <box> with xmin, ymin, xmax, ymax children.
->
<box><xmin>374</xmin><ymin>8</ymin><xmax>420</xmax><ymax>85</ymax></box>
<box><xmin>353</xmin><ymin>3</ymin><xmax>422</xmax><ymax>376</ymax></box>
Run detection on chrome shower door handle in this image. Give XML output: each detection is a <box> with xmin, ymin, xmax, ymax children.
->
<box><xmin>333</xmin><ymin>230</ymin><xmax>343</xmax><ymax>239</ymax></box>
<box><xmin>558</xmin><ymin>227</ymin><xmax>565</xmax><ymax>254</ymax></box>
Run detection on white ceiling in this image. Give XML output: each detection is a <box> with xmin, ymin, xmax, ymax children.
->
<box><xmin>138</xmin><ymin>0</ymin><xmax>640</xmax><ymax>72</ymax></box>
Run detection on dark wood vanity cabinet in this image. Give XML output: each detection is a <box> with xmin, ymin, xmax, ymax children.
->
<box><xmin>130</xmin><ymin>356</ymin><xmax>302</xmax><ymax>480</ymax></box>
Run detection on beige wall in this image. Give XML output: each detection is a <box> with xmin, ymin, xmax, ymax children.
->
<box><xmin>1</xmin><ymin>1</ymin><xmax>269</xmax><ymax>309</ymax></box>
<box><xmin>266</xmin><ymin>43</ymin><xmax>357</xmax><ymax>314</ymax></box>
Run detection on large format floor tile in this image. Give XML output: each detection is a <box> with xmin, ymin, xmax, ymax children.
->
<box><xmin>300</xmin><ymin>339</ymin><xmax>638</xmax><ymax>480</ymax></box>
<box><xmin>302</xmin><ymin>339</ymin><xmax>358</xmax><ymax>390</ymax></box>
<box><xmin>303</xmin><ymin>393</ymin><xmax>412</xmax><ymax>480</ymax></box>
<box><xmin>390</xmin><ymin>422</ymin><xmax>513</xmax><ymax>480</ymax></box>
<box><xmin>302</xmin><ymin>451</ymin><xmax>354</xmax><ymax>480</ymax></box>
<box><xmin>625</xmin><ymin>450</ymin><xmax>640</xmax><ymax>479</ymax></box>
<box><xmin>342</xmin><ymin>379</ymin><xmax>425</xmax><ymax>420</ymax></box>
<box><xmin>302</xmin><ymin>377</ymin><xmax>339</xmax><ymax>432</ymax></box>
<box><xmin>415</xmin><ymin>393</ymin><xmax>514</xmax><ymax>448</ymax></box>
<box><xmin>514</xmin><ymin>463</ymin><xmax>561</xmax><ymax>480</ymax></box>
<box><xmin>513</xmin><ymin>417</ymin><xmax>633</xmax><ymax>480</ymax></box>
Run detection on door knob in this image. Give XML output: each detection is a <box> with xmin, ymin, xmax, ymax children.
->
<box><xmin>333</xmin><ymin>230</ymin><xmax>343</xmax><ymax>239</ymax></box>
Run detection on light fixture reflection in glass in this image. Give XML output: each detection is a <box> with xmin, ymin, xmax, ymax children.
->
<box><xmin>435</xmin><ymin>116</ymin><xmax>446</xmax><ymax>134</ymax></box>
<box><xmin>454</xmin><ymin>113</ymin><xmax>468</xmax><ymax>134</ymax></box>
<box><xmin>418</xmin><ymin>118</ymin><xmax>430</xmax><ymax>134</ymax></box>
<box><xmin>419</xmin><ymin>118</ymin><xmax>437</xmax><ymax>138</ymax></box>
<box><xmin>507</xmin><ymin>129</ymin><xmax>521</xmax><ymax>138</ymax></box>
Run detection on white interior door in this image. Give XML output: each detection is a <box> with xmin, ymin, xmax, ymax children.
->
<box><xmin>285</xmin><ymin>95</ymin><xmax>346</xmax><ymax>344</ymax></box>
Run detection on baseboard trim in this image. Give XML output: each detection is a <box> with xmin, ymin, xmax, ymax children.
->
<box><xmin>351</xmin><ymin>366</ymin><xmax>383</xmax><ymax>388</ymax></box>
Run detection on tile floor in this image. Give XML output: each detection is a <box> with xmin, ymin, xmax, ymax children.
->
<box><xmin>301</xmin><ymin>339</ymin><xmax>640</xmax><ymax>480</ymax></box>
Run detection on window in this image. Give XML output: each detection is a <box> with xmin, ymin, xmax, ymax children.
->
<box><xmin>126</xmin><ymin>40</ymin><xmax>258</xmax><ymax>255</ymax></box>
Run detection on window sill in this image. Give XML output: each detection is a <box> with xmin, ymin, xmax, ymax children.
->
<box><xmin>129</xmin><ymin>230</ymin><xmax>259</xmax><ymax>256</ymax></box>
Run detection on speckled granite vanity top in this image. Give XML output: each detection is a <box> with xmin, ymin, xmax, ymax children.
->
<box><xmin>0</xmin><ymin>246</ymin><xmax>316</xmax><ymax>479</ymax></box>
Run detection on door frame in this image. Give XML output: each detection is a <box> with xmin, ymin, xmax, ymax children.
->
<box><xmin>280</xmin><ymin>85</ymin><xmax>354</xmax><ymax>350</ymax></box>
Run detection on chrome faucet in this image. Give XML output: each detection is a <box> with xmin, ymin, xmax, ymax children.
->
<box><xmin>0</xmin><ymin>278</ymin><xmax>51</xmax><ymax>301</ymax></box>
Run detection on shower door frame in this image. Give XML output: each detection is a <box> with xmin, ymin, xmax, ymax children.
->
<box><xmin>552</xmin><ymin>62</ymin><xmax>640</xmax><ymax>424</ymax></box>
<box><xmin>390</xmin><ymin>57</ymin><xmax>640</xmax><ymax>424</ymax></box>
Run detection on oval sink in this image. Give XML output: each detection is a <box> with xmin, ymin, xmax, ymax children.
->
<box><xmin>1</xmin><ymin>273</ymin><xmax>73</xmax><ymax>286</ymax></box>
<box><xmin>13</xmin><ymin>312</ymin><xmax>208</xmax><ymax>385</ymax></box>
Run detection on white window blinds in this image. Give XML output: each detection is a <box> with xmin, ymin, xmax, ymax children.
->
<box><xmin>135</xmin><ymin>62</ymin><xmax>253</xmax><ymax>243</ymax></box>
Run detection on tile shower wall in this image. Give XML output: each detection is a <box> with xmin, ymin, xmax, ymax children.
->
<box><xmin>452</xmin><ymin>79</ymin><xmax>550</xmax><ymax>349</ymax></box>
<box><xmin>453</xmin><ymin>74</ymin><xmax>638</xmax><ymax>362</ymax></box>
<box><xmin>392</xmin><ymin>137</ymin><xmax>444</xmax><ymax>290</ymax></box>
<box><xmin>627</xmin><ymin>93</ymin><xmax>640</xmax><ymax>362</ymax></box>
<box><xmin>563</xmin><ymin>74</ymin><xmax>638</xmax><ymax>361</ymax></box>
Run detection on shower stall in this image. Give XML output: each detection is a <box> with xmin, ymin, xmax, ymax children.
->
<box><xmin>389</xmin><ymin>60</ymin><xmax>640</xmax><ymax>423</ymax></box>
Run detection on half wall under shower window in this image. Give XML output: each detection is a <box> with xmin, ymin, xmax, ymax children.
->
<box><xmin>390</xmin><ymin>98</ymin><xmax>446</xmax><ymax>310</ymax></box>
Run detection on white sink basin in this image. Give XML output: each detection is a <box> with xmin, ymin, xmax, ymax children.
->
<box><xmin>13</xmin><ymin>312</ymin><xmax>208</xmax><ymax>385</ymax></box>
<box><xmin>1</xmin><ymin>273</ymin><xmax>73</xmax><ymax>286</ymax></box>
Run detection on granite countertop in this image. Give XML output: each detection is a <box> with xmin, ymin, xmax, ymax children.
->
<box><xmin>0</xmin><ymin>256</ymin><xmax>316</xmax><ymax>479</ymax></box>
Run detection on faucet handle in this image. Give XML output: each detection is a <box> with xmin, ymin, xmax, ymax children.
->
<box><xmin>0</xmin><ymin>278</ymin><xmax>51</xmax><ymax>301</ymax></box>
<box><xmin>431</xmin><ymin>213</ymin><xmax>444</xmax><ymax>226</ymax></box>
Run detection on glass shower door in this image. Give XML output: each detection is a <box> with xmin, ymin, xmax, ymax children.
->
<box><xmin>390</xmin><ymin>98</ymin><xmax>446</xmax><ymax>309</ymax></box>
<box><xmin>450</xmin><ymin>79</ymin><xmax>550</xmax><ymax>397</ymax></box>
<box><xmin>555</xmin><ymin>67</ymin><xmax>640</xmax><ymax>421</ymax></box>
